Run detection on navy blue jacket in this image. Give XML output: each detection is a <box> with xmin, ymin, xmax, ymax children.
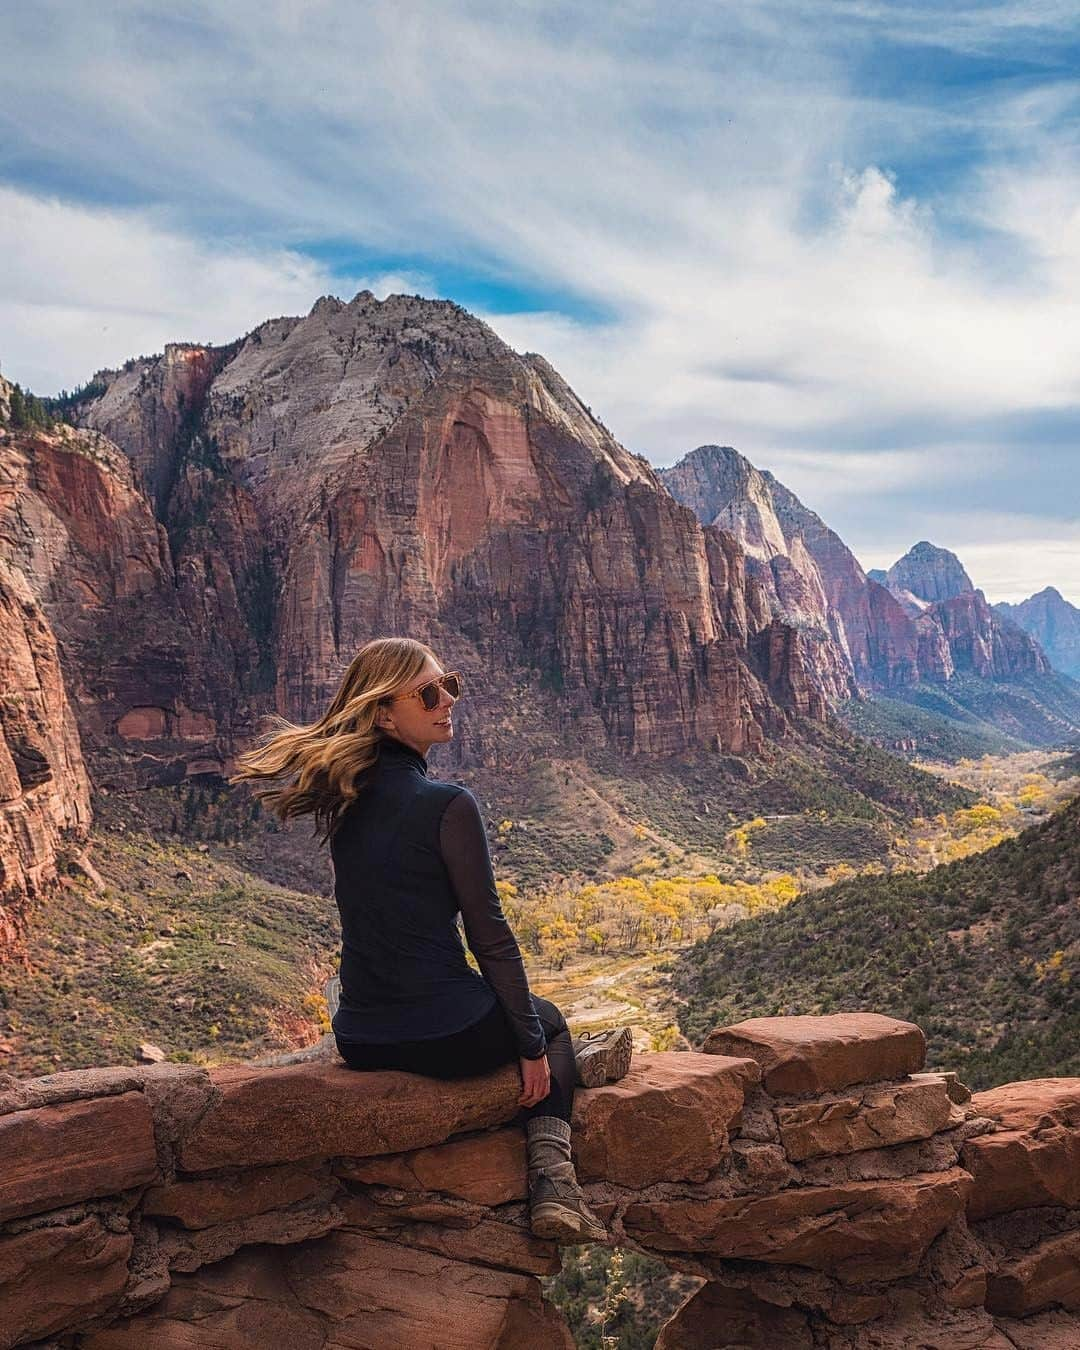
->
<box><xmin>329</xmin><ymin>734</ymin><xmax>546</xmax><ymax>1057</ymax></box>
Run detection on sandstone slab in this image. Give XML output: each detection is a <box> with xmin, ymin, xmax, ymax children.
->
<box><xmin>909</xmin><ymin>1069</ymin><xmax>972</xmax><ymax>1105</ymax></box>
<box><xmin>82</xmin><ymin>1229</ymin><xmax>573</xmax><ymax>1349</ymax></box>
<box><xmin>572</xmin><ymin>1052</ymin><xmax>760</xmax><ymax>1186</ymax></box>
<box><xmin>624</xmin><ymin>1167</ymin><xmax>971</xmax><ymax>1282</ymax></box>
<box><xmin>340</xmin><ymin>1190</ymin><xmax>559</xmax><ymax>1276</ymax></box>
<box><xmin>986</xmin><ymin>1228</ymin><xmax>1080</xmax><ymax>1317</ymax></box>
<box><xmin>0</xmin><ymin>1217</ymin><xmax>133</xmax><ymax>1349</ymax></box>
<box><xmin>0</xmin><ymin>1090</ymin><xmax>158</xmax><ymax>1222</ymax></box>
<box><xmin>177</xmin><ymin>1061</ymin><xmax>522</xmax><ymax>1171</ymax></box>
<box><xmin>144</xmin><ymin>1163</ymin><xmax>332</xmax><ymax>1228</ymax></box>
<box><xmin>702</xmin><ymin>1014</ymin><xmax>925</xmax><ymax>1094</ymax></box>
<box><xmin>965</xmin><ymin>1079</ymin><xmax>1080</xmax><ymax>1220</ymax></box>
<box><xmin>336</xmin><ymin>1126</ymin><xmax>527</xmax><ymax>1204</ymax></box>
<box><xmin>992</xmin><ymin>1309</ymin><xmax>1080</xmax><ymax>1348</ymax></box>
<box><xmin>776</xmin><ymin>1078</ymin><xmax>953</xmax><ymax>1162</ymax></box>
<box><xmin>0</xmin><ymin>1065</ymin><xmax>143</xmax><ymax>1116</ymax></box>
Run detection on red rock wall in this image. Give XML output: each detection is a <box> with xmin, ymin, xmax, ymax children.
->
<box><xmin>54</xmin><ymin>294</ymin><xmax>824</xmax><ymax>779</ymax></box>
<box><xmin>2</xmin><ymin>1015</ymin><xmax>1079</xmax><ymax>1347</ymax></box>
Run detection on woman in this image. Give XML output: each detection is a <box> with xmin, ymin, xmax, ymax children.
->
<box><xmin>231</xmin><ymin>636</ymin><xmax>631</xmax><ymax>1243</ymax></box>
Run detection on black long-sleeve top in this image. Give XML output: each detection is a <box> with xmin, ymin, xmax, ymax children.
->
<box><xmin>328</xmin><ymin>734</ymin><xmax>546</xmax><ymax>1058</ymax></box>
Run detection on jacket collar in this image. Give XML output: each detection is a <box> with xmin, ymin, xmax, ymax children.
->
<box><xmin>377</xmin><ymin>734</ymin><xmax>428</xmax><ymax>776</ymax></box>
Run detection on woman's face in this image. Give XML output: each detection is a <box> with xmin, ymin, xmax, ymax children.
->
<box><xmin>375</xmin><ymin>655</ymin><xmax>457</xmax><ymax>754</ymax></box>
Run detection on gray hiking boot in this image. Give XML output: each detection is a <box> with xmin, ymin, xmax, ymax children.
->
<box><xmin>526</xmin><ymin>1115</ymin><xmax>607</xmax><ymax>1244</ymax></box>
<box><xmin>572</xmin><ymin>1026</ymin><xmax>634</xmax><ymax>1088</ymax></box>
<box><xmin>529</xmin><ymin>1169</ymin><xmax>608</xmax><ymax>1243</ymax></box>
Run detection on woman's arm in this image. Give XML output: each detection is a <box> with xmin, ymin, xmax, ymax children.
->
<box><xmin>439</xmin><ymin>789</ymin><xmax>546</xmax><ymax>1059</ymax></box>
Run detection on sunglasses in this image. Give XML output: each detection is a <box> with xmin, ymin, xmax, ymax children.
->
<box><xmin>386</xmin><ymin>671</ymin><xmax>463</xmax><ymax>712</ymax></box>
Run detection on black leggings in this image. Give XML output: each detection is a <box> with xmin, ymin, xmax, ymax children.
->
<box><xmin>334</xmin><ymin>995</ymin><xmax>574</xmax><ymax>1124</ymax></box>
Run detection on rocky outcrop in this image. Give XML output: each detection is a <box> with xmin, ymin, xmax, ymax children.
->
<box><xmin>2</xmin><ymin>1014</ymin><xmax>1080</xmax><ymax>1347</ymax></box>
<box><xmin>886</xmin><ymin>541</ymin><xmax>975</xmax><ymax>605</ymax></box>
<box><xmin>658</xmin><ymin>446</ymin><xmax>947</xmax><ymax>698</ymax></box>
<box><xmin>0</xmin><ymin>417</ymin><xmax>265</xmax><ymax>806</ymax></box>
<box><xmin>996</xmin><ymin>587</ymin><xmax>1080</xmax><ymax>680</ymax></box>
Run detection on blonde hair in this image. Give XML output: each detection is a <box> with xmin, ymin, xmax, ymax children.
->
<box><xmin>228</xmin><ymin>636</ymin><xmax>439</xmax><ymax>845</ymax></box>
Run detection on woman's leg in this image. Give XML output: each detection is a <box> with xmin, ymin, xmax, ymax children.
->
<box><xmin>336</xmin><ymin>995</ymin><xmax>575</xmax><ymax>1124</ymax></box>
<box><xmin>522</xmin><ymin>995</ymin><xmax>574</xmax><ymax>1125</ymax></box>
<box><xmin>335</xmin><ymin>998</ymin><xmax>605</xmax><ymax>1241</ymax></box>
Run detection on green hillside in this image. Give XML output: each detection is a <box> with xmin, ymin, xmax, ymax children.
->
<box><xmin>674</xmin><ymin>793</ymin><xmax>1080</xmax><ymax>1089</ymax></box>
<box><xmin>836</xmin><ymin>691</ymin><xmax>1028</xmax><ymax>761</ymax></box>
<box><xmin>837</xmin><ymin>671</ymin><xmax>1080</xmax><ymax>762</ymax></box>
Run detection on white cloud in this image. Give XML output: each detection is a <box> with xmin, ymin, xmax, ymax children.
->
<box><xmin>1</xmin><ymin>2</ymin><xmax>1077</xmax><ymax>602</ymax></box>
<box><xmin>855</xmin><ymin>511</ymin><xmax>1080</xmax><ymax>607</ymax></box>
<box><xmin>0</xmin><ymin>187</ymin><xmax>434</xmax><ymax>392</ymax></box>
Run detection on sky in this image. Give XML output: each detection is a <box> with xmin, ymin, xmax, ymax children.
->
<box><xmin>2</xmin><ymin>1</ymin><xmax>1078</xmax><ymax>604</ymax></box>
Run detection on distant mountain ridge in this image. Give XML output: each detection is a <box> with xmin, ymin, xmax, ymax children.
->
<box><xmin>660</xmin><ymin>445</ymin><xmax>1080</xmax><ymax>753</ymax></box>
<box><xmin>996</xmin><ymin>586</ymin><xmax>1080</xmax><ymax>680</ymax></box>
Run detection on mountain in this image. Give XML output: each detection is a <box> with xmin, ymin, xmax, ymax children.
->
<box><xmin>658</xmin><ymin>445</ymin><xmax>928</xmax><ymax>695</ymax></box>
<box><xmin>885</xmin><ymin>539</ymin><xmax>973</xmax><ymax>605</ymax></box>
<box><xmin>1</xmin><ymin>296</ymin><xmax>836</xmax><ymax>923</ymax></box>
<box><xmin>996</xmin><ymin>586</ymin><xmax>1080</xmax><ymax>680</ymax></box>
<box><xmin>674</xmin><ymin>788</ymin><xmax>1080</xmax><ymax>1090</ymax></box>
<box><xmin>660</xmin><ymin>445</ymin><xmax>1080</xmax><ymax>755</ymax></box>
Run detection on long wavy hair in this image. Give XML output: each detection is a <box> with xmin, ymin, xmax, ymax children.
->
<box><xmin>227</xmin><ymin>636</ymin><xmax>439</xmax><ymax>846</ymax></box>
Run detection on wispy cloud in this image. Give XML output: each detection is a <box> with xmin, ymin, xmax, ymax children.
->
<box><xmin>0</xmin><ymin>1</ymin><xmax>1077</xmax><ymax>599</ymax></box>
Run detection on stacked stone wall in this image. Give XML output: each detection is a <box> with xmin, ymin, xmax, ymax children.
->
<box><xmin>2</xmin><ymin>1015</ymin><xmax>1079</xmax><ymax>1347</ymax></box>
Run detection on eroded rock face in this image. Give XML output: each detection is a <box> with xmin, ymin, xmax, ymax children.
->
<box><xmin>80</xmin><ymin>1232</ymin><xmax>575</xmax><ymax>1350</ymax></box>
<box><xmin>774</xmin><ymin>1077</ymin><xmax>956</xmax><ymax>1162</ymax></box>
<box><xmin>624</xmin><ymin>1168</ymin><xmax>972</xmax><ymax>1281</ymax></box>
<box><xmin>654</xmin><ymin>1282</ymin><xmax>813</xmax><ymax>1348</ymax></box>
<box><xmin>177</xmin><ymin>1060</ymin><xmax>524</xmax><ymax>1171</ymax></box>
<box><xmin>571</xmin><ymin>1052</ymin><xmax>760</xmax><ymax>1186</ymax></box>
<box><xmin>0</xmin><ymin>1217</ymin><xmax>133</xmax><ymax>1349</ymax></box>
<box><xmin>0</xmin><ymin>551</ymin><xmax>91</xmax><ymax>937</ymax></box>
<box><xmin>887</xmin><ymin>541</ymin><xmax>975</xmax><ymax>605</ymax></box>
<box><xmin>0</xmin><ymin>1090</ymin><xmax>157</xmax><ymax>1222</ymax></box>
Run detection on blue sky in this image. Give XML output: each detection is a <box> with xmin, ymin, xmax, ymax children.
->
<box><xmin>2</xmin><ymin>0</ymin><xmax>1078</xmax><ymax>603</ymax></box>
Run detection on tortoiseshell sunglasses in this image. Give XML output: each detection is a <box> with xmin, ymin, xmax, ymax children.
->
<box><xmin>386</xmin><ymin>671</ymin><xmax>463</xmax><ymax>712</ymax></box>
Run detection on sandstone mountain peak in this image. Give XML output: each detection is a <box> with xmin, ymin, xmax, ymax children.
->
<box><xmin>659</xmin><ymin>444</ymin><xmax>786</xmax><ymax>563</ymax></box>
<box><xmin>80</xmin><ymin>289</ymin><xmax>656</xmax><ymax>532</ymax></box>
<box><xmin>886</xmin><ymin>540</ymin><xmax>975</xmax><ymax>604</ymax></box>
<box><xmin>995</xmin><ymin>585</ymin><xmax>1080</xmax><ymax>679</ymax></box>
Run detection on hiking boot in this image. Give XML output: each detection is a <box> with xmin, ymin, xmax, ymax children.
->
<box><xmin>572</xmin><ymin>1026</ymin><xmax>633</xmax><ymax>1088</ymax></box>
<box><xmin>525</xmin><ymin>1115</ymin><xmax>608</xmax><ymax>1245</ymax></box>
<box><xmin>324</xmin><ymin>976</ymin><xmax>341</xmax><ymax>1021</ymax></box>
<box><xmin>529</xmin><ymin>1169</ymin><xmax>608</xmax><ymax>1243</ymax></box>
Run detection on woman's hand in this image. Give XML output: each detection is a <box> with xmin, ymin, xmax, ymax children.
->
<box><xmin>518</xmin><ymin>1053</ymin><xmax>551</xmax><ymax>1107</ymax></box>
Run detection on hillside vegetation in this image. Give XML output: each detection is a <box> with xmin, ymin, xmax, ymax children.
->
<box><xmin>674</xmin><ymin>792</ymin><xmax>1080</xmax><ymax>1089</ymax></box>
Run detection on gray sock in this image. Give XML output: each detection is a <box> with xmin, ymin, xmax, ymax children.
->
<box><xmin>525</xmin><ymin>1115</ymin><xmax>577</xmax><ymax>1187</ymax></box>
